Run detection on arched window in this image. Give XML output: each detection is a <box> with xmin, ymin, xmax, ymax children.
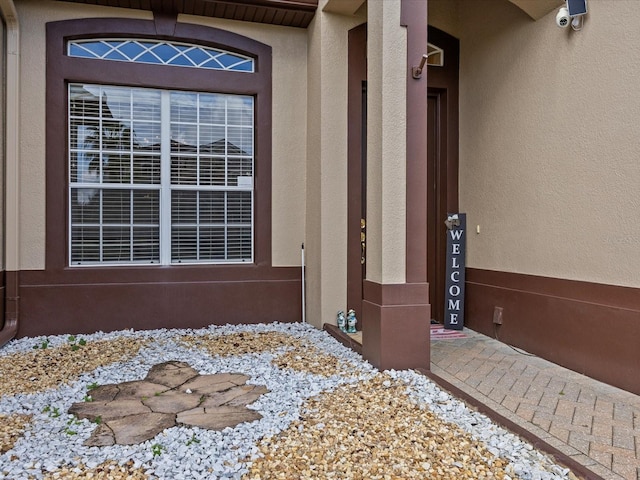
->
<box><xmin>46</xmin><ymin>18</ymin><xmax>272</xmax><ymax>269</ymax></box>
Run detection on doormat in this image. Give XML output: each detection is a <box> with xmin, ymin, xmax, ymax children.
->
<box><xmin>430</xmin><ymin>323</ymin><xmax>467</xmax><ymax>340</ymax></box>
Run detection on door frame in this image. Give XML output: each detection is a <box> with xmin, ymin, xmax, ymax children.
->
<box><xmin>347</xmin><ymin>22</ymin><xmax>367</xmax><ymax>321</ymax></box>
<box><xmin>427</xmin><ymin>89</ymin><xmax>448</xmax><ymax>323</ymax></box>
<box><xmin>426</xmin><ymin>25</ymin><xmax>460</xmax><ymax>323</ymax></box>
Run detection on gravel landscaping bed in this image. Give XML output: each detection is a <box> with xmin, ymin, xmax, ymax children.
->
<box><xmin>0</xmin><ymin>322</ymin><xmax>578</xmax><ymax>479</ymax></box>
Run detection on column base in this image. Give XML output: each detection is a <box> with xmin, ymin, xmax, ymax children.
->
<box><xmin>362</xmin><ymin>281</ymin><xmax>430</xmax><ymax>371</ymax></box>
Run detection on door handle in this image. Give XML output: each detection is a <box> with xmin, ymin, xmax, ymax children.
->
<box><xmin>360</xmin><ymin>218</ymin><xmax>366</xmax><ymax>265</ymax></box>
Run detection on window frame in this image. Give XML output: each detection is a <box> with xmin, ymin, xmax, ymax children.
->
<box><xmin>46</xmin><ymin>17</ymin><xmax>273</xmax><ymax>272</ymax></box>
<box><xmin>67</xmin><ymin>84</ymin><xmax>256</xmax><ymax>266</ymax></box>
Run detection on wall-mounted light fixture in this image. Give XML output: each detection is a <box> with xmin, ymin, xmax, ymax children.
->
<box><xmin>412</xmin><ymin>44</ymin><xmax>445</xmax><ymax>79</ymax></box>
<box><xmin>412</xmin><ymin>54</ymin><xmax>428</xmax><ymax>79</ymax></box>
<box><xmin>556</xmin><ymin>0</ymin><xmax>587</xmax><ymax>31</ymax></box>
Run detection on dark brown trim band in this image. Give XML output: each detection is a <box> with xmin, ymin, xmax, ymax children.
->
<box><xmin>466</xmin><ymin>269</ymin><xmax>640</xmax><ymax>395</ymax></box>
<box><xmin>153</xmin><ymin>12</ymin><xmax>178</xmax><ymax>36</ymax></box>
<box><xmin>401</xmin><ymin>0</ymin><xmax>429</xmax><ymax>284</ymax></box>
<box><xmin>323</xmin><ymin>323</ymin><xmax>363</xmax><ymax>356</ymax></box>
<box><xmin>363</xmin><ymin>280</ymin><xmax>429</xmax><ymax>306</ymax></box>
<box><xmin>0</xmin><ymin>271</ymin><xmax>18</xmax><ymax>346</ymax></box>
<box><xmin>18</xmin><ymin>268</ymin><xmax>301</xmax><ymax>338</ymax></box>
<box><xmin>362</xmin><ymin>280</ymin><xmax>430</xmax><ymax>371</ymax></box>
<box><xmin>0</xmin><ymin>272</ymin><xmax>4</xmax><ymax>331</ymax></box>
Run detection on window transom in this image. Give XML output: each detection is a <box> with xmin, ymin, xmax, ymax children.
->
<box><xmin>68</xmin><ymin>39</ymin><xmax>255</xmax><ymax>72</ymax></box>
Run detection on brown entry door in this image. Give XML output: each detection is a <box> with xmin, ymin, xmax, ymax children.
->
<box><xmin>347</xmin><ymin>23</ymin><xmax>367</xmax><ymax>321</ymax></box>
<box><xmin>427</xmin><ymin>92</ymin><xmax>447</xmax><ymax>323</ymax></box>
<box><xmin>427</xmin><ymin>26</ymin><xmax>459</xmax><ymax>324</ymax></box>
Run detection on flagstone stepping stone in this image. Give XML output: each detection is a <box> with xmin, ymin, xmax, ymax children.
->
<box><xmin>84</xmin><ymin>423</ymin><xmax>117</xmax><ymax>447</ymax></box>
<box><xmin>141</xmin><ymin>390</ymin><xmax>203</xmax><ymax>414</ymax></box>
<box><xmin>177</xmin><ymin>406</ymin><xmax>262</xmax><ymax>430</ymax></box>
<box><xmin>68</xmin><ymin>361</ymin><xmax>269</xmax><ymax>446</ymax></box>
<box><xmin>181</xmin><ymin>373</ymin><xmax>251</xmax><ymax>395</ymax></box>
<box><xmin>200</xmin><ymin>384</ymin><xmax>268</xmax><ymax>408</ymax></box>
<box><xmin>87</xmin><ymin>384</ymin><xmax>120</xmax><ymax>402</ymax></box>
<box><xmin>69</xmin><ymin>398</ymin><xmax>152</xmax><ymax>422</ymax></box>
<box><xmin>145</xmin><ymin>361</ymin><xmax>199</xmax><ymax>388</ymax></box>
<box><xmin>116</xmin><ymin>380</ymin><xmax>171</xmax><ymax>399</ymax></box>
<box><xmin>110</xmin><ymin>412</ymin><xmax>176</xmax><ymax>445</ymax></box>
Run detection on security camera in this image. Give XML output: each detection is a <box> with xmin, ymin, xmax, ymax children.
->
<box><xmin>556</xmin><ymin>7</ymin><xmax>570</xmax><ymax>28</ymax></box>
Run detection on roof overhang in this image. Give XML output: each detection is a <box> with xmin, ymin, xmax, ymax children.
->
<box><xmin>507</xmin><ymin>0</ymin><xmax>564</xmax><ymax>20</ymax></box>
<box><xmin>322</xmin><ymin>0</ymin><xmax>365</xmax><ymax>16</ymax></box>
<box><xmin>54</xmin><ymin>0</ymin><xmax>319</xmax><ymax>28</ymax></box>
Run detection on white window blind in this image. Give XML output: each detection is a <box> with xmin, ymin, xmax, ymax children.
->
<box><xmin>69</xmin><ymin>84</ymin><xmax>254</xmax><ymax>265</ymax></box>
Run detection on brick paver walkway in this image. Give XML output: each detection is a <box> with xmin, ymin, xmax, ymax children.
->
<box><xmin>430</xmin><ymin>329</ymin><xmax>640</xmax><ymax>480</ymax></box>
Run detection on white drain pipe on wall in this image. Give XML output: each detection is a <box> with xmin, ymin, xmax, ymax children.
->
<box><xmin>0</xmin><ymin>0</ymin><xmax>20</xmax><ymax>347</ymax></box>
<box><xmin>301</xmin><ymin>244</ymin><xmax>306</xmax><ymax>323</ymax></box>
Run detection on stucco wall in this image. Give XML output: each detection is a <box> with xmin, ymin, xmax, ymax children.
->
<box><xmin>305</xmin><ymin>9</ymin><xmax>323</xmax><ymax>328</ymax></box>
<box><xmin>428</xmin><ymin>0</ymin><xmax>460</xmax><ymax>39</ymax></box>
<box><xmin>305</xmin><ymin>0</ymin><xmax>366</xmax><ymax>327</ymax></box>
<box><xmin>432</xmin><ymin>0</ymin><xmax>640</xmax><ymax>289</ymax></box>
<box><xmin>15</xmin><ymin>0</ymin><xmax>306</xmax><ymax>269</ymax></box>
<box><xmin>366</xmin><ymin>0</ymin><xmax>407</xmax><ymax>285</ymax></box>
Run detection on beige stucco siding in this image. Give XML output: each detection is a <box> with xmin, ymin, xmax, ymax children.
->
<box><xmin>366</xmin><ymin>0</ymin><xmax>407</xmax><ymax>285</ymax></box>
<box><xmin>15</xmin><ymin>0</ymin><xmax>306</xmax><ymax>269</ymax></box>
<box><xmin>432</xmin><ymin>0</ymin><xmax>640</xmax><ymax>288</ymax></box>
<box><xmin>305</xmin><ymin>1</ymin><xmax>366</xmax><ymax>327</ymax></box>
<box><xmin>428</xmin><ymin>0</ymin><xmax>460</xmax><ymax>40</ymax></box>
<box><xmin>305</xmin><ymin>10</ymin><xmax>322</xmax><ymax>328</ymax></box>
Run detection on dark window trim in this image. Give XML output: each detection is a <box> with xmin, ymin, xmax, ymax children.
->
<box><xmin>46</xmin><ymin>18</ymin><xmax>273</xmax><ymax>278</ymax></box>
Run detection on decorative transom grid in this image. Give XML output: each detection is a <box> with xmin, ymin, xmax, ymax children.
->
<box><xmin>68</xmin><ymin>39</ymin><xmax>254</xmax><ymax>72</ymax></box>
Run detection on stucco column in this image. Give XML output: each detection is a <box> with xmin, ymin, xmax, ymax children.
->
<box><xmin>362</xmin><ymin>0</ymin><xmax>430</xmax><ymax>370</ymax></box>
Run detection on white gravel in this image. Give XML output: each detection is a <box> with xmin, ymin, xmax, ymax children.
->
<box><xmin>0</xmin><ymin>322</ymin><xmax>573</xmax><ymax>479</ymax></box>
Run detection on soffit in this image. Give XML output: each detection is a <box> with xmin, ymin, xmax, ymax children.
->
<box><xmin>322</xmin><ymin>0</ymin><xmax>365</xmax><ymax>16</ymax></box>
<box><xmin>54</xmin><ymin>0</ymin><xmax>319</xmax><ymax>28</ymax></box>
<box><xmin>507</xmin><ymin>0</ymin><xmax>564</xmax><ymax>20</ymax></box>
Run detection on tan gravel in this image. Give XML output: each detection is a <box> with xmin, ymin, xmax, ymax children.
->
<box><xmin>42</xmin><ymin>460</ymin><xmax>149</xmax><ymax>479</ymax></box>
<box><xmin>182</xmin><ymin>332</ymin><xmax>361</xmax><ymax>377</ymax></box>
<box><xmin>0</xmin><ymin>338</ymin><xmax>148</xmax><ymax>396</ymax></box>
<box><xmin>0</xmin><ymin>414</ymin><xmax>32</xmax><ymax>454</ymax></box>
<box><xmin>180</xmin><ymin>331</ymin><xmax>304</xmax><ymax>356</ymax></box>
<box><xmin>244</xmin><ymin>373</ymin><xmax>517</xmax><ymax>480</ymax></box>
<box><xmin>1</xmin><ymin>330</ymin><xmax>562</xmax><ymax>479</ymax></box>
<box><xmin>272</xmin><ymin>346</ymin><xmax>359</xmax><ymax>377</ymax></box>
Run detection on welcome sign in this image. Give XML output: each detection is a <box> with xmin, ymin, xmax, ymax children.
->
<box><xmin>444</xmin><ymin>213</ymin><xmax>466</xmax><ymax>330</ymax></box>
